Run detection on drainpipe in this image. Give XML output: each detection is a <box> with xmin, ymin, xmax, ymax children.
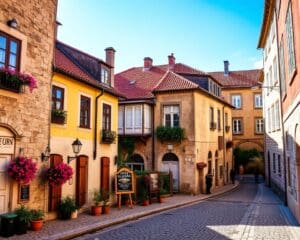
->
<box><xmin>222</xmin><ymin>105</ymin><xmax>226</xmax><ymax>185</ymax></box>
<box><xmin>151</xmin><ymin>100</ymin><xmax>156</xmax><ymax>170</ymax></box>
<box><xmin>93</xmin><ymin>88</ymin><xmax>104</xmax><ymax>160</ymax></box>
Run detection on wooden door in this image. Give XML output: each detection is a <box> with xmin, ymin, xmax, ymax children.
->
<box><xmin>101</xmin><ymin>157</ymin><xmax>110</xmax><ymax>192</ymax></box>
<box><xmin>0</xmin><ymin>155</ymin><xmax>11</xmax><ymax>214</ymax></box>
<box><xmin>48</xmin><ymin>154</ymin><xmax>63</xmax><ymax>211</ymax></box>
<box><xmin>76</xmin><ymin>156</ymin><xmax>88</xmax><ymax>207</ymax></box>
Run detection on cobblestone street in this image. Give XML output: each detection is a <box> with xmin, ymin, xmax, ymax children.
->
<box><xmin>77</xmin><ymin>177</ymin><xmax>300</xmax><ymax>240</ymax></box>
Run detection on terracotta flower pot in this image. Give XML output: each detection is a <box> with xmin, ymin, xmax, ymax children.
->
<box><xmin>71</xmin><ymin>210</ymin><xmax>78</xmax><ymax>219</ymax></box>
<box><xmin>30</xmin><ymin>219</ymin><xmax>43</xmax><ymax>231</ymax></box>
<box><xmin>159</xmin><ymin>197</ymin><xmax>165</xmax><ymax>203</ymax></box>
<box><xmin>142</xmin><ymin>199</ymin><xmax>149</xmax><ymax>206</ymax></box>
<box><xmin>91</xmin><ymin>206</ymin><xmax>102</xmax><ymax>216</ymax></box>
<box><xmin>102</xmin><ymin>205</ymin><xmax>110</xmax><ymax>214</ymax></box>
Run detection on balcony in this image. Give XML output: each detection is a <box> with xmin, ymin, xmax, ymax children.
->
<box><xmin>51</xmin><ymin>109</ymin><xmax>67</xmax><ymax>124</ymax></box>
<box><xmin>101</xmin><ymin>129</ymin><xmax>116</xmax><ymax>144</ymax></box>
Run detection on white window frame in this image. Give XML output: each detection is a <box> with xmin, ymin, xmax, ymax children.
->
<box><xmin>163</xmin><ymin>105</ymin><xmax>180</xmax><ymax>128</ymax></box>
<box><xmin>254</xmin><ymin>94</ymin><xmax>263</xmax><ymax>108</ymax></box>
<box><xmin>232</xmin><ymin>119</ymin><xmax>242</xmax><ymax>134</ymax></box>
<box><xmin>231</xmin><ymin>95</ymin><xmax>242</xmax><ymax>109</ymax></box>
<box><xmin>255</xmin><ymin>118</ymin><xmax>264</xmax><ymax>134</ymax></box>
<box><xmin>285</xmin><ymin>3</ymin><xmax>296</xmax><ymax>76</ymax></box>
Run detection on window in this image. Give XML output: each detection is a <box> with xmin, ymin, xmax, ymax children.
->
<box><xmin>255</xmin><ymin>118</ymin><xmax>264</xmax><ymax>134</ymax></box>
<box><xmin>163</xmin><ymin>105</ymin><xmax>179</xmax><ymax>127</ymax></box>
<box><xmin>225</xmin><ymin>112</ymin><xmax>228</xmax><ymax>126</ymax></box>
<box><xmin>124</xmin><ymin>105</ymin><xmax>144</xmax><ymax>134</ymax></box>
<box><xmin>101</xmin><ymin>68</ymin><xmax>109</xmax><ymax>84</ymax></box>
<box><xmin>126</xmin><ymin>154</ymin><xmax>144</xmax><ymax>172</ymax></box>
<box><xmin>271</xmin><ymin>105</ymin><xmax>275</xmax><ymax>131</ymax></box>
<box><xmin>232</xmin><ymin>119</ymin><xmax>242</xmax><ymax>134</ymax></box>
<box><xmin>208</xmin><ymin>151</ymin><xmax>212</xmax><ymax>174</ymax></box>
<box><xmin>269</xmin><ymin>66</ymin><xmax>273</xmax><ymax>87</ymax></box>
<box><xmin>52</xmin><ymin>86</ymin><xmax>64</xmax><ymax>110</ymax></box>
<box><xmin>266</xmin><ymin>72</ymin><xmax>270</xmax><ymax>94</ymax></box>
<box><xmin>275</xmin><ymin>101</ymin><xmax>280</xmax><ymax>130</ymax></box>
<box><xmin>267</xmin><ymin>108</ymin><xmax>271</xmax><ymax>133</ymax></box>
<box><xmin>279</xmin><ymin>38</ymin><xmax>286</xmax><ymax>97</ymax></box>
<box><xmin>273</xmin><ymin>57</ymin><xmax>278</xmax><ymax>84</ymax></box>
<box><xmin>217</xmin><ymin>109</ymin><xmax>221</xmax><ymax>131</ymax></box>
<box><xmin>285</xmin><ymin>3</ymin><xmax>296</xmax><ymax>76</ymax></box>
<box><xmin>102</xmin><ymin>103</ymin><xmax>111</xmax><ymax>131</ymax></box>
<box><xmin>231</xmin><ymin>95</ymin><xmax>241</xmax><ymax>109</ymax></box>
<box><xmin>80</xmin><ymin>95</ymin><xmax>91</xmax><ymax>128</ymax></box>
<box><xmin>0</xmin><ymin>32</ymin><xmax>21</xmax><ymax>70</ymax></box>
<box><xmin>254</xmin><ymin>94</ymin><xmax>263</xmax><ymax>108</ymax></box>
<box><xmin>278</xmin><ymin>155</ymin><xmax>281</xmax><ymax>176</ymax></box>
<box><xmin>118</xmin><ymin>105</ymin><xmax>124</xmax><ymax>132</ymax></box>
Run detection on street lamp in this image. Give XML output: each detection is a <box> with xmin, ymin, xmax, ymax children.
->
<box><xmin>67</xmin><ymin>138</ymin><xmax>82</xmax><ymax>164</ymax></box>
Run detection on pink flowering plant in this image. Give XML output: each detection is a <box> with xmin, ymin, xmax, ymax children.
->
<box><xmin>46</xmin><ymin>163</ymin><xmax>73</xmax><ymax>186</ymax></box>
<box><xmin>0</xmin><ymin>67</ymin><xmax>37</xmax><ymax>92</ymax></box>
<box><xmin>7</xmin><ymin>156</ymin><xmax>37</xmax><ymax>184</ymax></box>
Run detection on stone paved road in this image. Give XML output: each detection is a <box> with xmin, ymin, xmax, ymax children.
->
<box><xmin>76</xmin><ymin>177</ymin><xmax>300</xmax><ymax>240</ymax></box>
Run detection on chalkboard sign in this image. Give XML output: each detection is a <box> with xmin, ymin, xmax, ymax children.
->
<box><xmin>115</xmin><ymin>168</ymin><xmax>135</xmax><ymax>194</ymax></box>
<box><xmin>149</xmin><ymin>172</ymin><xmax>159</xmax><ymax>192</ymax></box>
<box><xmin>18</xmin><ymin>184</ymin><xmax>30</xmax><ymax>203</ymax></box>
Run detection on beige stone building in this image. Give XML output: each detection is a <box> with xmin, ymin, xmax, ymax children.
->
<box><xmin>0</xmin><ymin>0</ymin><xmax>57</xmax><ymax>214</ymax></box>
<box><xmin>116</xmin><ymin>55</ymin><xmax>233</xmax><ymax>194</ymax></box>
<box><xmin>210</xmin><ymin>63</ymin><xmax>264</xmax><ymax>170</ymax></box>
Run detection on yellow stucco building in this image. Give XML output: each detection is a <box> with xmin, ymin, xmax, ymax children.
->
<box><xmin>49</xmin><ymin>41</ymin><xmax>120</xmax><ymax>217</ymax></box>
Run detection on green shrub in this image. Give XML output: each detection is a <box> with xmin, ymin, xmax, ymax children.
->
<box><xmin>156</xmin><ymin>126</ymin><xmax>185</xmax><ymax>142</ymax></box>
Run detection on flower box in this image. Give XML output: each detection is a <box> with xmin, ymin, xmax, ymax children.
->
<box><xmin>210</xmin><ymin>122</ymin><xmax>217</xmax><ymax>130</ymax></box>
<box><xmin>51</xmin><ymin>109</ymin><xmax>67</xmax><ymax>124</ymax></box>
<box><xmin>156</xmin><ymin>126</ymin><xmax>185</xmax><ymax>143</ymax></box>
<box><xmin>101</xmin><ymin>130</ymin><xmax>116</xmax><ymax>144</ymax></box>
<box><xmin>0</xmin><ymin>67</ymin><xmax>37</xmax><ymax>93</ymax></box>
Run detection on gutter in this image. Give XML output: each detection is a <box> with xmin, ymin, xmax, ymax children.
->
<box><xmin>93</xmin><ymin>89</ymin><xmax>104</xmax><ymax>160</ymax></box>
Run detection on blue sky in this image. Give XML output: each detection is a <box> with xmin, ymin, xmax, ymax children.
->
<box><xmin>57</xmin><ymin>0</ymin><xmax>264</xmax><ymax>73</ymax></box>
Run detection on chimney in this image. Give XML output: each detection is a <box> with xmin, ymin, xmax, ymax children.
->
<box><xmin>143</xmin><ymin>57</ymin><xmax>153</xmax><ymax>71</ymax></box>
<box><xmin>168</xmin><ymin>53</ymin><xmax>175</xmax><ymax>71</ymax></box>
<box><xmin>105</xmin><ymin>47</ymin><xmax>116</xmax><ymax>87</ymax></box>
<box><xmin>224</xmin><ymin>60</ymin><xmax>229</xmax><ymax>76</ymax></box>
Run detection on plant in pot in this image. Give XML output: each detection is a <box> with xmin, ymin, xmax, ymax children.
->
<box><xmin>91</xmin><ymin>190</ymin><xmax>103</xmax><ymax>216</ymax></box>
<box><xmin>101</xmin><ymin>189</ymin><xmax>111</xmax><ymax>214</ymax></box>
<box><xmin>159</xmin><ymin>189</ymin><xmax>168</xmax><ymax>203</ymax></box>
<box><xmin>30</xmin><ymin>209</ymin><xmax>44</xmax><ymax>231</ymax></box>
<box><xmin>57</xmin><ymin>196</ymin><xmax>77</xmax><ymax>220</ymax></box>
<box><xmin>14</xmin><ymin>205</ymin><xmax>31</xmax><ymax>235</ymax></box>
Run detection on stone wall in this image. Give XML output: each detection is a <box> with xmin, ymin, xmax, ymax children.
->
<box><xmin>0</xmin><ymin>0</ymin><xmax>57</xmax><ymax>211</ymax></box>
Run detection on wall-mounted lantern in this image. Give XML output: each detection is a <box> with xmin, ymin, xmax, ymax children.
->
<box><xmin>67</xmin><ymin>138</ymin><xmax>82</xmax><ymax>164</ymax></box>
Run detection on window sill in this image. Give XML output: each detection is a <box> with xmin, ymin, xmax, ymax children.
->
<box><xmin>79</xmin><ymin>126</ymin><xmax>91</xmax><ymax>129</ymax></box>
<box><xmin>233</xmin><ymin>132</ymin><xmax>243</xmax><ymax>135</ymax></box>
<box><xmin>254</xmin><ymin>132</ymin><xmax>264</xmax><ymax>135</ymax></box>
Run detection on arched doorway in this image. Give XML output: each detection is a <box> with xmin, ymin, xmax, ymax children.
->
<box><xmin>0</xmin><ymin>126</ymin><xmax>15</xmax><ymax>214</ymax></box>
<box><xmin>126</xmin><ymin>154</ymin><xmax>144</xmax><ymax>172</ymax></box>
<box><xmin>161</xmin><ymin>153</ymin><xmax>179</xmax><ymax>192</ymax></box>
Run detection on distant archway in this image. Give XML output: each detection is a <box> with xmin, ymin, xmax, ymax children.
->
<box><xmin>126</xmin><ymin>154</ymin><xmax>145</xmax><ymax>172</ymax></box>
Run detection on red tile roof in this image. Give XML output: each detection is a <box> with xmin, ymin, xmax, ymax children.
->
<box><xmin>209</xmin><ymin>69</ymin><xmax>263</xmax><ymax>88</ymax></box>
<box><xmin>53</xmin><ymin>41</ymin><xmax>122</xmax><ymax>97</ymax></box>
<box><xmin>153</xmin><ymin>71</ymin><xmax>199</xmax><ymax>92</ymax></box>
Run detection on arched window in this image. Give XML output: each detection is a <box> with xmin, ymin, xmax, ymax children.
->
<box><xmin>162</xmin><ymin>153</ymin><xmax>179</xmax><ymax>162</ymax></box>
<box><xmin>126</xmin><ymin>154</ymin><xmax>144</xmax><ymax>172</ymax></box>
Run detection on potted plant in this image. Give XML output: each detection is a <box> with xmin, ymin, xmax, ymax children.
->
<box><xmin>30</xmin><ymin>209</ymin><xmax>44</xmax><ymax>231</ymax></box>
<box><xmin>91</xmin><ymin>190</ymin><xmax>103</xmax><ymax>216</ymax></box>
<box><xmin>141</xmin><ymin>188</ymin><xmax>149</xmax><ymax>206</ymax></box>
<box><xmin>46</xmin><ymin>163</ymin><xmax>73</xmax><ymax>186</ymax></box>
<box><xmin>14</xmin><ymin>205</ymin><xmax>31</xmax><ymax>235</ymax></box>
<box><xmin>101</xmin><ymin>189</ymin><xmax>111</xmax><ymax>214</ymax></box>
<box><xmin>156</xmin><ymin>126</ymin><xmax>185</xmax><ymax>143</ymax></box>
<box><xmin>159</xmin><ymin>189</ymin><xmax>168</xmax><ymax>203</ymax></box>
<box><xmin>101</xmin><ymin>129</ymin><xmax>117</xmax><ymax>144</ymax></box>
<box><xmin>57</xmin><ymin>196</ymin><xmax>77</xmax><ymax>220</ymax></box>
<box><xmin>7</xmin><ymin>156</ymin><xmax>37</xmax><ymax>184</ymax></box>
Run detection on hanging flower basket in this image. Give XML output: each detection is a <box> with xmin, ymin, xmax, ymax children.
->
<box><xmin>7</xmin><ymin>156</ymin><xmax>37</xmax><ymax>184</ymax></box>
<box><xmin>0</xmin><ymin>67</ymin><xmax>37</xmax><ymax>93</ymax></box>
<box><xmin>46</xmin><ymin>163</ymin><xmax>73</xmax><ymax>186</ymax></box>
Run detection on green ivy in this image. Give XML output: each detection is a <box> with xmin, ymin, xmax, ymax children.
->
<box><xmin>156</xmin><ymin>126</ymin><xmax>185</xmax><ymax>142</ymax></box>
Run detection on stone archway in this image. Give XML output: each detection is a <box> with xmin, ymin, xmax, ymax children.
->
<box><xmin>161</xmin><ymin>153</ymin><xmax>179</xmax><ymax>192</ymax></box>
<box><xmin>126</xmin><ymin>153</ymin><xmax>145</xmax><ymax>172</ymax></box>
